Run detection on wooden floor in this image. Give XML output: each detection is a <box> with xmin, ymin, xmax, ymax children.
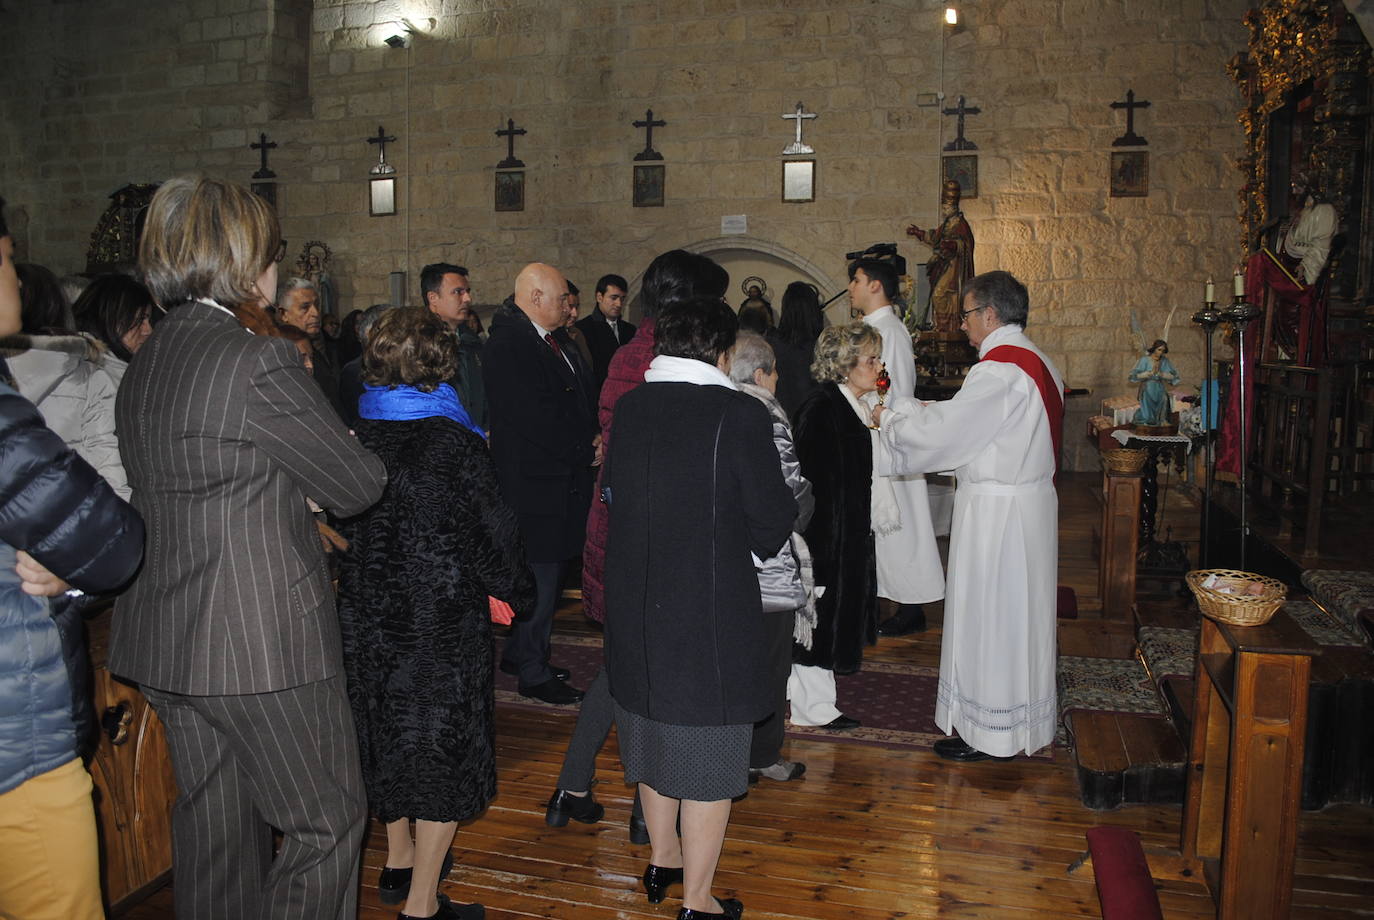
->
<box><xmin>119</xmin><ymin>473</ymin><xmax>1374</xmax><ymax>919</ymax></box>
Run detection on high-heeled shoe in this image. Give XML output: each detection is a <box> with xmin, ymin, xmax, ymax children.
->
<box><xmin>378</xmin><ymin>852</ymin><xmax>456</xmax><ymax>906</ymax></box>
<box><xmin>677</xmin><ymin>897</ymin><xmax>743</xmax><ymax>919</ymax></box>
<box><xmin>642</xmin><ymin>864</ymin><xmax>684</xmax><ymax>904</ymax></box>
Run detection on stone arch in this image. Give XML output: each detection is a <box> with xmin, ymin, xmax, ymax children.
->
<box><xmin>623</xmin><ymin>235</ymin><xmax>849</xmax><ymax>324</ymax></box>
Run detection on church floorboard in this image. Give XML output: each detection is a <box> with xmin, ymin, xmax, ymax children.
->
<box><xmin>113</xmin><ymin>473</ymin><xmax>1374</xmax><ymax>919</ymax></box>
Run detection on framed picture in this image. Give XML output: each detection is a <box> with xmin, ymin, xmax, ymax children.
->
<box><xmin>495</xmin><ymin>170</ymin><xmax>524</xmax><ymax>212</ymax></box>
<box><xmin>942</xmin><ymin>155</ymin><xmax>978</xmax><ymax>199</ymax></box>
<box><xmin>782</xmin><ymin>159</ymin><xmax>815</xmax><ymax>203</ymax></box>
<box><xmin>633</xmin><ymin>164</ymin><xmax>665</xmax><ymax>207</ymax></box>
<box><xmin>369</xmin><ymin>177</ymin><xmax>396</xmax><ymax>216</ymax></box>
<box><xmin>1110</xmin><ymin>151</ymin><xmax>1149</xmax><ymax>198</ymax></box>
<box><xmin>251</xmin><ymin>182</ymin><xmax>277</xmax><ymax>208</ymax></box>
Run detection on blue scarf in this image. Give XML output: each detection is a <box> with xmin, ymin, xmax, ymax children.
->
<box><xmin>358</xmin><ymin>383</ymin><xmax>484</xmax><ymax>437</ymax></box>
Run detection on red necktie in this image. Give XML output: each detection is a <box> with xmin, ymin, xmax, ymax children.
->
<box><xmin>544</xmin><ymin>333</ymin><xmax>563</xmax><ymax>357</ymax></box>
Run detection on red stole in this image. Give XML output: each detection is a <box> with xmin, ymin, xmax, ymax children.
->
<box><xmin>982</xmin><ymin>344</ymin><xmax>1065</xmax><ymax>481</ymax></box>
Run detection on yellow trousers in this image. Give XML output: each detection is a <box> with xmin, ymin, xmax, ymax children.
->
<box><xmin>0</xmin><ymin>757</ymin><xmax>104</xmax><ymax>920</ymax></box>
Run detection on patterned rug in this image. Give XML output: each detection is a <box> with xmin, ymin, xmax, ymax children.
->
<box><xmin>492</xmin><ymin>634</ymin><xmax>1033</xmax><ymax>755</ymax></box>
<box><xmin>1056</xmin><ymin>655</ymin><xmax>1167</xmax><ymax>748</ymax></box>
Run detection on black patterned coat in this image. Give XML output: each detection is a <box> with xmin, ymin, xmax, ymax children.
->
<box><xmin>338</xmin><ymin>416</ymin><xmax>535</xmax><ymax>823</ymax></box>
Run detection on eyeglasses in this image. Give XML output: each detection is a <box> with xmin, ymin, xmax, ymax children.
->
<box><xmin>274</xmin><ymin>240</ymin><xmax>288</xmax><ymax>264</ymax></box>
<box><xmin>958</xmin><ymin>304</ymin><xmax>988</xmax><ymax>322</ymax></box>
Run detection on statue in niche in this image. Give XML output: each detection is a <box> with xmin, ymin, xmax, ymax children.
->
<box><xmin>1280</xmin><ymin>173</ymin><xmax>1338</xmax><ymax>286</ymax></box>
<box><xmin>906</xmin><ymin>179</ymin><xmax>975</xmax><ymax>338</ymax></box>
<box><xmin>738</xmin><ymin>276</ymin><xmax>773</xmax><ymax>324</ymax></box>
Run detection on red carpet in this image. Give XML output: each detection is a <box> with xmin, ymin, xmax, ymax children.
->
<box><xmin>494</xmin><ymin>634</ymin><xmax>1053</xmax><ymax>756</ymax></box>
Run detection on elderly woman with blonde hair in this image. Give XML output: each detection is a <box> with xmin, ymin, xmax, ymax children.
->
<box><xmin>788</xmin><ymin>322</ymin><xmax>887</xmax><ymax>732</ymax></box>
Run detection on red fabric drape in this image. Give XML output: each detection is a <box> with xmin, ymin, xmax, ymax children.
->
<box><xmin>982</xmin><ymin>344</ymin><xmax>1065</xmax><ymax>481</ymax></box>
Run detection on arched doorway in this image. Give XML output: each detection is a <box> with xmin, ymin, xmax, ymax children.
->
<box><xmin>625</xmin><ymin>236</ymin><xmax>853</xmax><ymax>325</ymax></box>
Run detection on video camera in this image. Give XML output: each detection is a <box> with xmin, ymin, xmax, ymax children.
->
<box><xmin>844</xmin><ymin>242</ymin><xmax>906</xmax><ymax>276</ymax></box>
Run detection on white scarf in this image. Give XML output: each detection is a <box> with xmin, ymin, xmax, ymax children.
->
<box><xmin>643</xmin><ymin>354</ymin><xmax>739</xmax><ymax>389</ymax></box>
<box><xmin>838</xmin><ymin>383</ymin><xmax>902</xmax><ymax>537</ymax></box>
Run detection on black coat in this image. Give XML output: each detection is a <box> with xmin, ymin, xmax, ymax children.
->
<box><xmin>482</xmin><ymin>308</ymin><xmax>598</xmax><ymax>562</ymax></box>
<box><xmin>575</xmin><ymin>307</ymin><xmax>635</xmax><ymax>389</ymax></box>
<box><xmin>338</xmin><ymin>416</ymin><xmax>535</xmax><ymax>823</ymax></box>
<box><xmin>765</xmin><ymin>329</ymin><xmax>819</xmax><ymax>423</ymax></box>
<box><xmin>792</xmin><ymin>383</ymin><xmax>878</xmax><ymax>673</ymax></box>
<box><xmin>604</xmin><ymin>382</ymin><xmax>797</xmax><ymax>726</ymax></box>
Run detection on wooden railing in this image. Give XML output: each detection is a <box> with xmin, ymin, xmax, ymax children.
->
<box><xmin>1250</xmin><ymin>361</ymin><xmax>1373</xmax><ymax>559</ymax></box>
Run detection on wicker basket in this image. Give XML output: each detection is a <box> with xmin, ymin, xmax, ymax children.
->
<box><xmin>1103</xmin><ymin>448</ymin><xmax>1148</xmax><ymax>474</ymax></box>
<box><xmin>1185</xmin><ymin>569</ymin><xmax>1287</xmax><ymax>627</ymax></box>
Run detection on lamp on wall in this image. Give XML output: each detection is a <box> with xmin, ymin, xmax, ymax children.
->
<box><xmin>384</xmin><ymin>33</ymin><xmax>407</xmax><ymax>48</ymax></box>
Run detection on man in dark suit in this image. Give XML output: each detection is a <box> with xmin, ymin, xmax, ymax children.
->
<box><xmin>110</xmin><ymin>176</ymin><xmax>388</xmax><ymax>920</ymax></box>
<box><xmin>575</xmin><ymin>273</ymin><xmax>634</xmax><ymax>389</ymax></box>
<box><xmin>484</xmin><ymin>262</ymin><xmax>598</xmax><ymax>706</ymax></box>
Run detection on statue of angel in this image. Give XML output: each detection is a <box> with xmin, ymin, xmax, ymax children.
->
<box><xmin>1128</xmin><ymin>307</ymin><xmax>1181</xmax><ymax>428</ymax></box>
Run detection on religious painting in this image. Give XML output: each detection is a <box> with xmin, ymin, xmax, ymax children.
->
<box><xmin>495</xmin><ymin>170</ymin><xmax>524</xmax><ymax>212</ymax></box>
<box><xmin>942</xmin><ymin>155</ymin><xmax>978</xmax><ymax>200</ymax></box>
<box><xmin>633</xmin><ymin>164</ymin><xmax>665</xmax><ymax>208</ymax></box>
<box><xmin>369</xmin><ymin>177</ymin><xmax>396</xmax><ymax>216</ymax></box>
<box><xmin>782</xmin><ymin>159</ymin><xmax>815</xmax><ymax>203</ymax></box>
<box><xmin>1110</xmin><ymin>151</ymin><xmax>1149</xmax><ymax>198</ymax></box>
<box><xmin>251</xmin><ymin>182</ymin><xmax>277</xmax><ymax>209</ymax></box>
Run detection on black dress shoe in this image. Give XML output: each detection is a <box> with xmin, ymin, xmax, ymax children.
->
<box><xmin>397</xmin><ymin>893</ymin><xmax>484</xmax><ymax>920</ymax></box>
<box><xmin>519</xmin><ymin>678</ymin><xmax>584</xmax><ymax>705</ymax></box>
<box><xmin>643</xmin><ymin>864</ymin><xmax>684</xmax><ymax>904</ymax></box>
<box><xmin>628</xmin><ymin>813</ymin><xmax>650</xmax><ymax>845</ymax></box>
<box><xmin>932</xmin><ymin>738</ymin><xmax>1013</xmax><ymax>762</ymax></box>
<box><xmin>677</xmin><ymin>897</ymin><xmax>743</xmax><ymax>919</ymax></box>
<box><xmin>877</xmin><ymin>603</ymin><xmax>927</xmax><ymax>636</ymax></box>
<box><xmin>821</xmin><ymin>714</ymin><xmax>860</xmax><ymax>731</ymax></box>
<box><xmin>500</xmin><ymin>659</ymin><xmax>570</xmax><ymax>681</ymax></box>
<box><xmin>544</xmin><ymin>789</ymin><xmax>604</xmax><ymax>827</ymax></box>
<box><xmin>378</xmin><ymin>852</ymin><xmax>455</xmax><ymax>905</ymax></box>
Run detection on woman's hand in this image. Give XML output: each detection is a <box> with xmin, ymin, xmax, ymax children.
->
<box><xmin>16</xmin><ymin>551</ymin><xmax>69</xmax><ymax>597</ymax></box>
<box><xmin>871</xmin><ymin>404</ymin><xmax>886</xmax><ymax>428</ymax></box>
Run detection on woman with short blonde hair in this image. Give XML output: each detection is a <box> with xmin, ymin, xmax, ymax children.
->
<box><xmin>789</xmin><ymin>321</ymin><xmax>887</xmax><ymax>732</ymax></box>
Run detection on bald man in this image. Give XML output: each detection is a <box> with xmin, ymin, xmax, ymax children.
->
<box><xmin>483</xmin><ymin>263</ymin><xmax>599</xmax><ymax>705</ymax></box>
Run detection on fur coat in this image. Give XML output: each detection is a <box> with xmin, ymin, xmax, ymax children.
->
<box><xmin>792</xmin><ymin>382</ymin><xmax>878</xmax><ymax>674</ymax></box>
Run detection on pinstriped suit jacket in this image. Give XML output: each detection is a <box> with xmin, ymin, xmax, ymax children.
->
<box><xmin>110</xmin><ymin>302</ymin><xmax>387</xmax><ymax>696</ymax></box>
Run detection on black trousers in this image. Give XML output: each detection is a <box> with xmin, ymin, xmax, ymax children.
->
<box><xmin>749</xmin><ymin>610</ymin><xmax>796</xmax><ymax>769</ymax></box>
<box><xmin>504</xmin><ymin>559</ymin><xmax>566</xmax><ymax>687</ymax></box>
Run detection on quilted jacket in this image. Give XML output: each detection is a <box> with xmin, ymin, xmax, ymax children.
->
<box><xmin>0</xmin><ymin>380</ymin><xmax>144</xmax><ymax>794</ymax></box>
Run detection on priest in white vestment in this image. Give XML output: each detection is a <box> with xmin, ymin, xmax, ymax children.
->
<box><xmin>873</xmin><ymin>271</ymin><xmax>1062</xmax><ymax>760</ymax></box>
<box><xmin>848</xmin><ymin>259</ymin><xmax>945</xmax><ymax>636</ymax></box>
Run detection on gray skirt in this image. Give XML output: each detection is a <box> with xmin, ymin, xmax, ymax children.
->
<box><xmin>613</xmin><ymin>702</ymin><xmax>751</xmax><ymax>801</ymax></box>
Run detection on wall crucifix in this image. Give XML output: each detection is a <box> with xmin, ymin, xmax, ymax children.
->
<box><xmin>942</xmin><ymin>95</ymin><xmax>980</xmax><ymax>151</ymax></box>
<box><xmin>250</xmin><ymin>132</ymin><xmax>277</xmax><ymax>179</ymax></box>
<box><xmin>781</xmin><ymin>101</ymin><xmax>817</xmax><ymax>155</ymax></box>
<box><xmin>366</xmin><ymin>125</ymin><xmax>397</xmax><ymax>175</ymax></box>
<box><xmin>496</xmin><ymin>118</ymin><xmax>527</xmax><ymax>168</ymax></box>
<box><xmin>1110</xmin><ymin>89</ymin><xmax>1151</xmax><ymax>146</ymax></box>
<box><xmin>633</xmin><ymin>109</ymin><xmax>667</xmax><ymax>161</ymax></box>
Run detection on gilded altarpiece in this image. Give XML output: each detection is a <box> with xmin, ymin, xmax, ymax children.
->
<box><xmin>1230</xmin><ymin>0</ymin><xmax>1373</xmax><ymax>328</ymax></box>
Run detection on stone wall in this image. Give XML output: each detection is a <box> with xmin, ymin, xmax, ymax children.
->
<box><xmin>0</xmin><ymin>0</ymin><xmax>1251</xmax><ymax>469</ymax></box>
